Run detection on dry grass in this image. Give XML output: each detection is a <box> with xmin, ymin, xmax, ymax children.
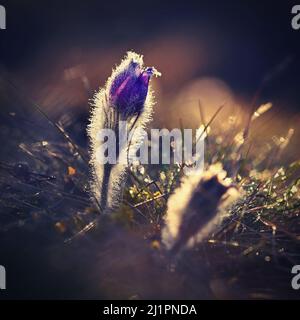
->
<box><xmin>0</xmin><ymin>77</ymin><xmax>300</xmax><ymax>299</ymax></box>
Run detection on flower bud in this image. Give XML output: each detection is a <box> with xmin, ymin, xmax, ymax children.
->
<box><xmin>108</xmin><ymin>52</ymin><xmax>160</xmax><ymax>116</ymax></box>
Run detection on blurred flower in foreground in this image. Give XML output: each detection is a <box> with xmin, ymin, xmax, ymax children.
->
<box><xmin>162</xmin><ymin>164</ymin><xmax>240</xmax><ymax>256</ymax></box>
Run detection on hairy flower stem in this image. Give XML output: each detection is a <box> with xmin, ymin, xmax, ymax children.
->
<box><xmin>100</xmin><ymin>119</ymin><xmax>121</xmax><ymax>212</ymax></box>
<box><xmin>100</xmin><ymin>163</ymin><xmax>113</xmax><ymax>211</ymax></box>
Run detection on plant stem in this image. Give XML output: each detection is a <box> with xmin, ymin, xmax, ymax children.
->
<box><xmin>100</xmin><ymin>163</ymin><xmax>113</xmax><ymax>212</ymax></box>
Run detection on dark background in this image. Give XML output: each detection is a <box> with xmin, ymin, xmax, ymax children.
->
<box><xmin>0</xmin><ymin>0</ymin><xmax>299</xmax><ymax>112</ymax></box>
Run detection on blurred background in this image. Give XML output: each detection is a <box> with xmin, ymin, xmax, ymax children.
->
<box><xmin>0</xmin><ymin>0</ymin><xmax>300</xmax><ymax>126</ymax></box>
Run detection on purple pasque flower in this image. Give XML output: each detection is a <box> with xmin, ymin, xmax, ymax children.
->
<box><xmin>109</xmin><ymin>53</ymin><xmax>159</xmax><ymax>116</ymax></box>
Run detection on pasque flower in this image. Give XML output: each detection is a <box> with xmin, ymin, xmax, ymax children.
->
<box><xmin>88</xmin><ymin>52</ymin><xmax>160</xmax><ymax>212</ymax></box>
<box><xmin>162</xmin><ymin>164</ymin><xmax>240</xmax><ymax>256</ymax></box>
<box><xmin>108</xmin><ymin>52</ymin><xmax>160</xmax><ymax>117</ymax></box>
